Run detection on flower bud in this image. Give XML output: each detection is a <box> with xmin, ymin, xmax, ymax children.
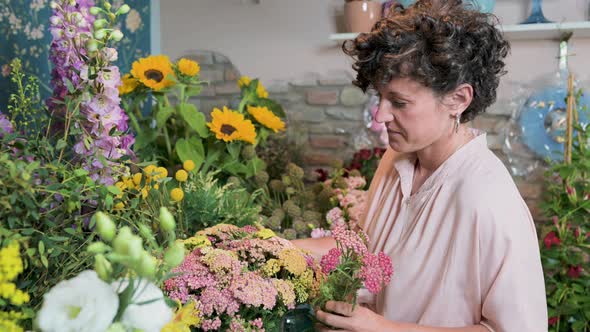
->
<box><xmin>136</xmin><ymin>251</ymin><xmax>157</xmax><ymax>278</ymax></box>
<box><xmin>116</xmin><ymin>4</ymin><xmax>130</xmax><ymax>15</ymax></box>
<box><xmin>110</xmin><ymin>29</ymin><xmax>124</xmax><ymax>42</ymax></box>
<box><xmin>138</xmin><ymin>224</ymin><xmax>155</xmax><ymax>242</ymax></box>
<box><xmin>164</xmin><ymin>242</ymin><xmax>185</xmax><ymax>268</ymax></box>
<box><xmin>68</xmin><ymin>0</ymin><xmax>77</xmax><ymax>6</ymax></box>
<box><xmin>87</xmin><ymin>241</ymin><xmax>110</xmax><ymax>254</ymax></box>
<box><xmin>104</xmin><ymin>2</ymin><xmax>112</xmax><ymax>10</ymax></box>
<box><xmin>89</xmin><ymin>7</ymin><xmax>102</xmax><ymax>15</ymax></box>
<box><xmin>95</xmin><ymin>212</ymin><xmax>116</xmax><ymax>242</ymax></box>
<box><xmin>86</xmin><ymin>39</ymin><xmax>98</xmax><ymax>53</ymax></box>
<box><xmin>112</xmin><ymin>226</ymin><xmax>133</xmax><ymax>255</ymax></box>
<box><xmin>94</xmin><ymin>29</ymin><xmax>106</xmax><ymax>39</ymax></box>
<box><xmin>94</xmin><ymin>254</ymin><xmax>113</xmax><ymax>281</ymax></box>
<box><xmin>49</xmin><ymin>1</ymin><xmax>59</xmax><ymax>9</ymax></box>
<box><xmin>127</xmin><ymin>236</ymin><xmax>143</xmax><ymax>261</ymax></box>
<box><xmin>566</xmin><ymin>185</ymin><xmax>578</xmax><ymax>204</ymax></box>
<box><xmin>49</xmin><ymin>16</ymin><xmax>62</xmax><ymax>26</ymax></box>
<box><xmin>93</xmin><ymin>18</ymin><xmax>107</xmax><ymax>29</ymax></box>
<box><xmin>159</xmin><ymin>207</ymin><xmax>176</xmax><ymax>233</ymax></box>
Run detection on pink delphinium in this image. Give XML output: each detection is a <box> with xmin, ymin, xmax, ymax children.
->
<box><xmin>0</xmin><ymin>111</ymin><xmax>14</xmax><ymax>137</ymax></box>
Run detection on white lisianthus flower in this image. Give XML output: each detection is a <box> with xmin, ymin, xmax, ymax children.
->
<box><xmin>111</xmin><ymin>278</ymin><xmax>173</xmax><ymax>332</ymax></box>
<box><xmin>37</xmin><ymin>270</ymin><xmax>119</xmax><ymax>332</ymax></box>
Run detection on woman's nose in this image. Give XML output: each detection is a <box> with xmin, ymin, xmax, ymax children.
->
<box><xmin>374</xmin><ymin>102</ymin><xmax>394</xmax><ymax>123</ymax></box>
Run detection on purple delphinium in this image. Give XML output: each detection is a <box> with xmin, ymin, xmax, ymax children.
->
<box><xmin>48</xmin><ymin>0</ymin><xmax>133</xmax><ymax>184</ymax></box>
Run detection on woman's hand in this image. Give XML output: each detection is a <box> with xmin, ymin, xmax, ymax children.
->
<box><xmin>315</xmin><ymin>301</ymin><xmax>389</xmax><ymax>332</ymax></box>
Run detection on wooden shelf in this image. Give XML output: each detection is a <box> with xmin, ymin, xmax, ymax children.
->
<box><xmin>330</xmin><ymin>21</ymin><xmax>590</xmax><ymax>41</ymax></box>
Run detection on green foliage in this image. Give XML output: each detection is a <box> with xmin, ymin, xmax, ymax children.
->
<box><xmin>540</xmin><ymin>93</ymin><xmax>590</xmax><ymax>332</ymax></box>
<box><xmin>181</xmin><ymin>171</ymin><xmax>264</xmax><ymax>236</ymax></box>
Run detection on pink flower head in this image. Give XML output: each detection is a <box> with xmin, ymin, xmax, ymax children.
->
<box><xmin>567</xmin><ymin>265</ymin><xmax>582</xmax><ymax>279</ymax></box>
<box><xmin>310</xmin><ymin>228</ymin><xmax>331</xmax><ymax>239</ymax></box>
<box><xmin>360</xmin><ymin>252</ymin><xmax>393</xmax><ymax>294</ymax></box>
<box><xmin>326</xmin><ymin>207</ymin><xmax>344</xmax><ymax>224</ymax></box>
<box><xmin>320</xmin><ymin>248</ymin><xmax>342</xmax><ymax>274</ymax></box>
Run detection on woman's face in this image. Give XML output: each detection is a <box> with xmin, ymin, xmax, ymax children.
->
<box><xmin>374</xmin><ymin>77</ymin><xmax>455</xmax><ymax>153</ymax></box>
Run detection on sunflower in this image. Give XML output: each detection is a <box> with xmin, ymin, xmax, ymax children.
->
<box><xmin>130</xmin><ymin>55</ymin><xmax>175</xmax><ymax>91</ymax></box>
<box><xmin>207</xmin><ymin>106</ymin><xmax>256</xmax><ymax>144</ymax></box>
<box><xmin>177</xmin><ymin>58</ymin><xmax>200</xmax><ymax>77</ymax></box>
<box><xmin>119</xmin><ymin>74</ymin><xmax>138</xmax><ymax>95</ymax></box>
<box><xmin>247</xmin><ymin>105</ymin><xmax>285</xmax><ymax>133</ymax></box>
<box><xmin>237</xmin><ymin>76</ymin><xmax>251</xmax><ymax>88</ymax></box>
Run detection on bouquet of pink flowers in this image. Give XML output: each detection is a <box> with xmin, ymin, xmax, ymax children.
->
<box><xmin>163</xmin><ymin>224</ymin><xmax>322</xmax><ymax>331</ymax></box>
<box><xmin>313</xmin><ymin>221</ymin><xmax>393</xmax><ymax>310</ymax></box>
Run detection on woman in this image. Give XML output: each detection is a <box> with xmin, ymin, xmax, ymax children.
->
<box><xmin>293</xmin><ymin>1</ymin><xmax>548</xmax><ymax>331</ymax></box>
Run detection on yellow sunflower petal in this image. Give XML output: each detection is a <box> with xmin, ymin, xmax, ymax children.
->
<box><xmin>247</xmin><ymin>105</ymin><xmax>285</xmax><ymax>133</ymax></box>
<box><xmin>119</xmin><ymin>73</ymin><xmax>138</xmax><ymax>95</ymax></box>
<box><xmin>237</xmin><ymin>76</ymin><xmax>251</xmax><ymax>88</ymax></box>
<box><xmin>131</xmin><ymin>55</ymin><xmax>176</xmax><ymax>91</ymax></box>
<box><xmin>177</xmin><ymin>58</ymin><xmax>200</xmax><ymax>77</ymax></box>
<box><xmin>207</xmin><ymin>106</ymin><xmax>256</xmax><ymax>144</ymax></box>
<box><xmin>256</xmin><ymin>82</ymin><xmax>269</xmax><ymax>99</ymax></box>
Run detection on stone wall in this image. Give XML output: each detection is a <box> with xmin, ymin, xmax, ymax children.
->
<box><xmin>179</xmin><ymin>50</ymin><xmax>546</xmax><ymax>222</ymax></box>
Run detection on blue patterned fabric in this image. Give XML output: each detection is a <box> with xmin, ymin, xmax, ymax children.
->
<box><xmin>0</xmin><ymin>0</ymin><xmax>152</xmax><ymax>111</ymax></box>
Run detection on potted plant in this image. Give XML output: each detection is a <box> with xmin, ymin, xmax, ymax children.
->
<box><xmin>344</xmin><ymin>0</ymin><xmax>383</xmax><ymax>33</ymax></box>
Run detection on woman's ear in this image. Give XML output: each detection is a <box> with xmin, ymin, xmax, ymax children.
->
<box><xmin>443</xmin><ymin>83</ymin><xmax>473</xmax><ymax>115</ymax></box>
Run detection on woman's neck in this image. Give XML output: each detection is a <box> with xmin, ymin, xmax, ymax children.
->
<box><xmin>415</xmin><ymin>125</ymin><xmax>475</xmax><ymax>173</ymax></box>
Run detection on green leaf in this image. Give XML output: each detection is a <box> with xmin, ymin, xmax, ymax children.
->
<box><xmin>178</xmin><ymin>103</ymin><xmax>208</xmax><ymax>138</ymax></box>
<box><xmin>38</xmin><ymin>241</ymin><xmax>45</xmax><ymax>255</ymax></box>
<box><xmin>56</xmin><ymin>139</ymin><xmax>67</xmax><ymax>150</ymax></box>
<box><xmin>65</xmin><ymin>78</ymin><xmax>75</xmax><ymax>93</ymax></box>
<box><xmin>74</xmin><ymin>169</ymin><xmax>89</xmax><ymax>177</ymax></box>
<box><xmin>185</xmin><ymin>85</ymin><xmax>202</xmax><ymax>97</ymax></box>
<box><xmin>227</xmin><ymin>143</ymin><xmax>241</xmax><ymax>159</ymax></box>
<box><xmin>222</xmin><ymin>160</ymin><xmax>248</xmax><ymax>175</ymax></box>
<box><xmin>134</xmin><ymin>130</ymin><xmax>158</xmax><ymax>150</ymax></box>
<box><xmin>107</xmin><ymin>186</ymin><xmax>122</xmax><ymax>196</ymax></box>
<box><xmin>156</xmin><ymin>106</ymin><xmax>175</xmax><ymax>129</ymax></box>
<box><xmin>40</xmin><ymin>255</ymin><xmax>49</xmax><ymax>268</ymax></box>
<box><xmin>246</xmin><ymin>157</ymin><xmax>267</xmax><ymax>178</ymax></box>
<box><xmin>175</xmin><ymin>137</ymin><xmax>204</xmax><ymax>171</ymax></box>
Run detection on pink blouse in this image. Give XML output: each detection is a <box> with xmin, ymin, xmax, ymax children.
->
<box><xmin>361</xmin><ymin>131</ymin><xmax>548</xmax><ymax>331</ymax></box>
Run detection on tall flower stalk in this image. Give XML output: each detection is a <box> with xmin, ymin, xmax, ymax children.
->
<box><xmin>47</xmin><ymin>0</ymin><xmax>133</xmax><ymax>185</ymax></box>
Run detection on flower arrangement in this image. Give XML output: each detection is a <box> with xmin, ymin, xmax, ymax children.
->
<box><xmin>164</xmin><ymin>223</ymin><xmax>322</xmax><ymax>331</ymax></box>
<box><xmin>312</xmin><ymin>221</ymin><xmax>393</xmax><ymax>311</ymax></box>
<box><xmin>120</xmin><ymin>51</ymin><xmax>286</xmax><ymax>181</ymax></box>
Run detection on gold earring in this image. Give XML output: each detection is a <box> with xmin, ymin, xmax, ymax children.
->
<box><xmin>454</xmin><ymin>114</ymin><xmax>460</xmax><ymax>134</ymax></box>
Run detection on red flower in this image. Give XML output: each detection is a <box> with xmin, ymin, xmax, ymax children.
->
<box><xmin>359</xmin><ymin>149</ymin><xmax>372</xmax><ymax>161</ymax></box>
<box><xmin>543</xmin><ymin>231</ymin><xmax>561</xmax><ymax>249</ymax></box>
<box><xmin>315</xmin><ymin>168</ymin><xmax>328</xmax><ymax>182</ymax></box>
<box><xmin>350</xmin><ymin>161</ymin><xmax>362</xmax><ymax>170</ymax></box>
<box><xmin>567</xmin><ymin>265</ymin><xmax>582</xmax><ymax>279</ymax></box>
<box><xmin>548</xmin><ymin>317</ymin><xmax>559</xmax><ymax>326</ymax></box>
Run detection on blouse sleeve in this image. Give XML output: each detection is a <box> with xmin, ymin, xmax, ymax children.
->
<box><xmin>472</xmin><ymin>179</ymin><xmax>548</xmax><ymax>332</ymax></box>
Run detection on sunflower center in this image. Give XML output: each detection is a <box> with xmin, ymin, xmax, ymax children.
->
<box><xmin>144</xmin><ymin>69</ymin><xmax>164</xmax><ymax>82</ymax></box>
<box><xmin>220</xmin><ymin>124</ymin><xmax>237</xmax><ymax>136</ymax></box>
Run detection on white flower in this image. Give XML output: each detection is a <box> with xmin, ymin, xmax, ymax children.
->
<box><xmin>111</xmin><ymin>278</ymin><xmax>173</xmax><ymax>332</ymax></box>
<box><xmin>37</xmin><ymin>270</ymin><xmax>119</xmax><ymax>332</ymax></box>
<box><xmin>125</xmin><ymin>9</ymin><xmax>142</xmax><ymax>33</ymax></box>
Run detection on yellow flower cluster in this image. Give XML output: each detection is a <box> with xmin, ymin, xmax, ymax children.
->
<box><xmin>161</xmin><ymin>300</ymin><xmax>201</xmax><ymax>332</ymax></box>
<box><xmin>277</xmin><ymin>249</ymin><xmax>307</xmax><ymax>277</ymax></box>
<box><xmin>261</xmin><ymin>258</ymin><xmax>281</xmax><ymax>277</ymax></box>
<box><xmin>113</xmin><ymin>165</ymin><xmax>168</xmax><ymax>210</ymax></box>
<box><xmin>177</xmin><ymin>58</ymin><xmax>200</xmax><ymax>77</ymax></box>
<box><xmin>0</xmin><ymin>243</ymin><xmax>29</xmax><ymax>306</ymax></box>
<box><xmin>181</xmin><ymin>235</ymin><xmax>211</xmax><ymax>251</ymax></box>
<box><xmin>256</xmin><ymin>228</ymin><xmax>276</xmax><ymax>240</ymax></box>
<box><xmin>0</xmin><ymin>311</ymin><xmax>26</xmax><ymax>332</ymax></box>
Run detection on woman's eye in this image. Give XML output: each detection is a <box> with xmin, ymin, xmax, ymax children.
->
<box><xmin>392</xmin><ymin>101</ymin><xmax>406</xmax><ymax>108</ymax></box>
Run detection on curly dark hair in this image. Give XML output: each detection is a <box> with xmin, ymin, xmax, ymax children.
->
<box><xmin>343</xmin><ymin>0</ymin><xmax>510</xmax><ymax>122</ymax></box>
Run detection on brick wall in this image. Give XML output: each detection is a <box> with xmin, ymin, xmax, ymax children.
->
<box><xmin>179</xmin><ymin>50</ymin><xmax>546</xmax><ymax>221</ymax></box>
